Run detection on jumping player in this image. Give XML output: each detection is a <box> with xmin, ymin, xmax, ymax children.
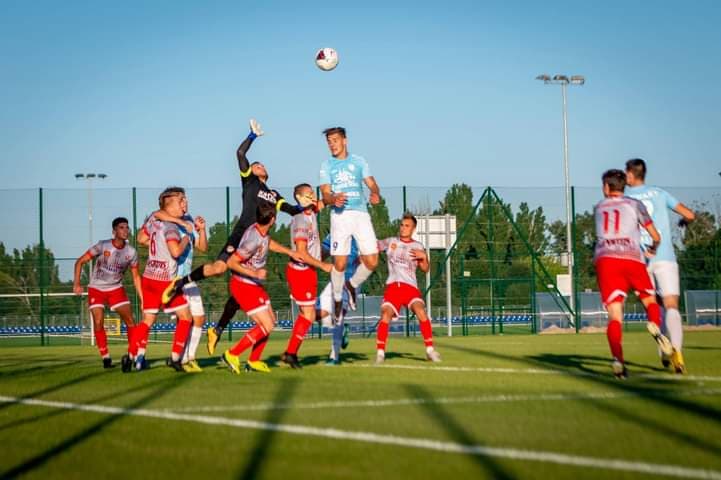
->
<box><xmin>375</xmin><ymin>214</ymin><xmax>441</xmax><ymax>364</ymax></box>
<box><xmin>221</xmin><ymin>205</ymin><xmax>303</xmax><ymax>374</ymax></box>
<box><xmin>151</xmin><ymin>197</ymin><xmax>209</xmax><ymax>372</ymax></box>
<box><xmin>316</xmin><ymin>235</ymin><xmax>360</xmax><ymax>365</ymax></box>
<box><xmin>319</xmin><ymin>126</ymin><xmax>382</xmax><ymax>321</ymax></box>
<box><xmin>162</xmin><ymin>119</ymin><xmax>301</xmax><ymax>354</ymax></box>
<box><xmin>593</xmin><ymin>170</ymin><xmax>673</xmax><ymax>379</ymax></box>
<box><xmin>625</xmin><ymin>158</ymin><xmax>695</xmax><ymax>373</ymax></box>
<box><xmin>73</xmin><ymin>217</ymin><xmax>143</xmax><ymax>369</ymax></box>
<box><xmin>134</xmin><ymin>187</ymin><xmax>196</xmax><ymax>372</ymax></box>
<box><xmin>280</xmin><ymin>184</ymin><xmax>332</xmax><ymax>369</ymax></box>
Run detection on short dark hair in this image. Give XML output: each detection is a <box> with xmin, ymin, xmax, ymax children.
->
<box><xmin>402</xmin><ymin>213</ymin><xmax>418</xmax><ymax>227</ymax></box>
<box><xmin>294</xmin><ymin>183</ymin><xmax>312</xmax><ymax>197</ymax></box>
<box><xmin>256</xmin><ymin>204</ymin><xmax>276</xmax><ymax>226</ymax></box>
<box><xmin>158</xmin><ymin>186</ymin><xmax>185</xmax><ymax>208</ymax></box>
<box><xmin>112</xmin><ymin>217</ymin><xmax>129</xmax><ymax>229</ymax></box>
<box><xmin>602</xmin><ymin>169</ymin><xmax>626</xmax><ymax>192</ymax></box>
<box><xmin>323</xmin><ymin>127</ymin><xmax>346</xmax><ymax>138</ymax></box>
<box><xmin>625</xmin><ymin>158</ymin><xmax>646</xmax><ymax>181</ymax></box>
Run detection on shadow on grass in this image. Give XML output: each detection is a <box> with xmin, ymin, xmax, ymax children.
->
<box><xmin>685</xmin><ymin>345</ymin><xmax>721</xmax><ymax>351</ymax></box>
<box><xmin>405</xmin><ymin>384</ymin><xmax>515</xmax><ymax>480</ymax></box>
<box><xmin>235</xmin><ymin>377</ymin><xmax>300</xmax><ymax>480</ymax></box>
<box><xmin>0</xmin><ymin>375</ymin><xmax>190</xmax><ymax>433</ymax></box>
<box><xmin>443</xmin><ymin>343</ymin><xmax>721</xmax><ymax>444</ymax></box>
<box><xmin>0</xmin><ymin>360</ymin><xmax>89</xmax><ymax>380</ymax></box>
<box><xmin>0</xmin><ymin>374</ymin><xmax>191</xmax><ymax>478</ymax></box>
<box><xmin>0</xmin><ymin>369</ymin><xmax>108</xmax><ymax>413</ymax></box>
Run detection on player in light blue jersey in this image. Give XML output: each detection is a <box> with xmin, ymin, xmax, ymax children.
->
<box><xmin>316</xmin><ymin>234</ymin><xmax>360</xmax><ymax>364</ymax></box>
<box><xmin>319</xmin><ymin>126</ymin><xmax>382</xmax><ymax>323</ymax></box>
<box><xmin>626</xmin><ymin>159</ymin><xmax>695</xmax><ymax>373</ymax></box>
<box><xmin>152</xmin><ymin>197</ymin><xmax>208</xmax><ymax>372</ymax></box>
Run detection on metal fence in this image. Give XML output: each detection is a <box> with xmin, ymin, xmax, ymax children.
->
<box><xmin>1</xmin><ymin>185</ymin><xmax>719</xmax><ymax>343</ymax></box>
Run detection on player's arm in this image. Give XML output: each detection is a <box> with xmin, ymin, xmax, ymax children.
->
<box><xmin>227</xmin><ymin>253</ymin><xmax>267</xmax><ymax>281</ymax></box>
<box><xmin>194</xmin><ymin>216</ymin><xmax>208</xmax><ymax>253</ymax></box>
<box><xmin>294</xmin><ymin>238</ymin><xmax>333</xmax><ymax>273</ymax></box>
<box><xmin>674</xmin><ymin>203</ymin><xmax>696</xmax><ymax>226</ymax></box>
<box><xmin>73</xmin><ymin>251</ymin><xmax>95</xmax><ymax>295</ymax></box>
<box><xmin>151</xmin><ymin>210</ymin><xmax>193</xmax><ymax>232</ymax></box>
<box><xmin>166</xmin><ymin>235</ymin><xmax>191</xmax><ymax>259</ymax></box>
<box><xmin>364</xmin><ymin>176</ymin><xmax>381</xmax><ymax>205</ymax></box>
<box><xmin>272</xmin><ymin>190</ymin><xmax>303</xmax><ymax>216</ymax></box>
<box><xmin>320</xmin><ymin>184</ymin><xmax>347</xmax><ymax>208</ymax></box>
<box><xmin>237</xmin><ymin>133</ymin><xmax>257</xmax><ymax>179</ymax></box>
<box><xmin>130</xmin><ymin>266</ymin><xmax>143</xmax><ymax>308</ymax></box>
<box><xmin>136</xmin><ymin>225</ymin><xmax>150</xmax><ymax>246</ymax></box>
<box><xmin>411</xmin><ymin>248</ymin><xmax>430</xmax><ymax>273</ymax></box>
<box><xmin>269</xmin><ymin>239</ymin><xmax>305</xmax><ymax>263</ymax></box>
<box><xmin>643</xmin><ymin>222</ymin><xmax>661</xmax><ymax>256</ymax></box>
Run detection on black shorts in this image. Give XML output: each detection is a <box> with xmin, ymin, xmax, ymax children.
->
<box><xmin>215</xmin><ymin>224</ymin><xmax>249</xmax><ymax>262</ymax></box>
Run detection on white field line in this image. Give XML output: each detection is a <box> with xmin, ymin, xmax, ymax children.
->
<box><xmin>168</xmin><ymin>387</ymin><xmax>721</xmax><ymax>414</ymax></box>
<box><xmin>1</xmin><ymin>395</ymin><xmax>720</xmax><ymax>480</ymax></box>
<box><xmin>347</xmin><ymin>363</ymin><xmax>721</xmax><ymax>383</ymax></box>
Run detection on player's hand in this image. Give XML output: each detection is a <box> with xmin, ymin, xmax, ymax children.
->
<box><xmin>255</xmin><ymin>268</ymin><xmax>268</xmax><ymax>281</ymax></box>
<box><xmin>333</xmin><ymin>192</ymin><xmax>347</xmax><ymax>208</ymax></box>
<box><xmin>182</xmin><ymin>220</ymin><xmax>194</xmax><ymax>232</ymax></box>
<box><xmin>73</xmin><ymin>283</ymin><xmax>83</xmax><ymax>295</ymax></box>
<box><xmin>315</xmin><ymin>199</ymin><xmax>325</xmax><ymax>211</ymax></box>
<box><xmin>320</xmin><ymin>262</ymin><xmax>333</xmax><ymax>274</ymax></box>
<box><xmin>644</xmin><ymin>244</ymin><xmax>658</xmax><ymax>258</ymax></box>
<box><xmin>678</xmin><ymin>218</ymin><xmax>691</xmax><ymax>228</ymax></box>
<box><xmin>194</xmin><ymin>216</ymin><xmax>206</xmax><ymax>231</ymax></box>
<box><xmin>290</xmin><ymin>251</ymin><xmax>305</xmax><ymax>264</ymax></box>
<box><xmin>410</xmin><ymin>249</ymin><xmax>427</xmax><ymax>262</ymax></box>
<box><xmin>369</xmin><ymin>192</ymin><xmax>381</xmax><ymax>205</ymax></box>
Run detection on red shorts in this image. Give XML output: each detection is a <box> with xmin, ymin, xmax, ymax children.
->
<box><xmin>382</xmin><ymin>282</ymin><xmax>424</xmax><ymax>318</ymax></box>
<box><xmin>88</xmin><ymin>287</ymin><xmax>129</xmax><ymax>311</ymax></box>
<box><xmin>286</xmin><ymin>264</ymin><xmax>318</xmax><ymax>306</ymax></box>
<box><xmin>595</xmin><ymin>257</ymin><xmax>655</xmax><ymax>306</ymax></box>
<box><xmin>230</xmin><ymin>278</ymin><xmax>271</xmax><ymax>316</ymax></box>
<box><xmin>141</xmin><ymin>277</ymin><xmax>188</xmax><ymax>314</ymax></box>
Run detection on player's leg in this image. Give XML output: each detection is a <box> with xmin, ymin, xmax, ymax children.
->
<box><xmin>283</xmin><ymin>266</ymin><xmax>317</xmax><ymax>368</ymax></box>
<box><xmin>631</xmin><ymin>261</ymin><xmax>673</xmax><ymax>357</ymax></box>
<box><xmin>283</xmin><ymin>304</ymin><xmax>315</xmax><ymax>369</ymax></box>
<box><xmin>247</xmin><ymin>307</ymin><xmax>276</xmax><ymax>369</ymax></box>
<box><xmin>134</xmin><ymin>277</ymin><xmax>162</xmax><ymax>371</ymax></box>
<box><xmin>346</xmin><ymin>211</ymin><xmax>379</xmax><ymax>309</ymax></box>
<box><xmin>375</xmin><ymin>305</ymin><xmax>395</xmax><ymax>364</ymax></box>
<box><xmin>167</xmin><ymin>305</ymin><xmax>193</xmax><ymax>371</ymax></box>
<box><xmin>605</xmin><ymin>302</ymin><xmax>627</xmax><ymax>379</ymax></box>
<box><xmin>595</xmin><ymin>258</ymin><xmax>629</xmax><ymax>378</ymax></box>
<box><xmin>181</xmin><ymin>283</ymin><xmax>205</xmax><ymax>372</ymax></box>
<box><xmin>330</xmin><ymin>212</ymin><xmax>353</xmax><ymax>318</ymax></box>
<box><xmin>222</xmin><ymin>284</ymin><xmax>273</xmax><ymax>374</ymax></box>
<box><xmin>410</xmin><ymin>300</ymin><xmax>440</xmax><ymax>362</ymax></box>
<box><xmin>653</xmin><ymin>261</ymin><xmax>684</xmax><ymax>372</ymax></box>
<box><xmin>114</xmin><ymin>303</ymin><xmax>136</xmax><ymax>372</ymax></box>
<box><xmin>89</xmin><ymin>305</ymin><xmax>111</xmax><ymax>367</ymax></box>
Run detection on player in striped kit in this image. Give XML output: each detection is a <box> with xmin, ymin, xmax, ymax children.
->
<box><xmin>375</xmin><ymin>214</ymin><xmax>441</xmax><ymax>364</ymax></box>
<box><xmin>134</xmin><ymin>187</ymin><xmax>196</xmax><ymax>372</ymax></box>
<box><xmin>593</xmin><ymin>170</ymin><xmax>673</xmax><ymax>379</ymax></box>
<box><xmin>151</xmin><ymin>195</ymin><xmax>209</xmax><ymax>372</ymax></box>
<box><xmin>73</xmin><ymin>217</ymin><xmax>143</xmax><ymax>369</ymax></box>
<box><xmin>280</xmin><ymin>183</ymin><xmax>332</xmax><ymax>369</ymax></box>
<box><xmin>625</xmin><ymin>158</ymin><xmax>696</xmax><ymax>373</ymax></box>
<box><xmin>222</xmin><ymin>205</ymin><xmax>303</xmax><ymax>374</ymax></box>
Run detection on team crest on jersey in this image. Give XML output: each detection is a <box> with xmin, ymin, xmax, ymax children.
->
<box><xmin>104</xmin><ymin>251</ymin><xmax>111</xmax><ymax>257</ymax></box>
<box><xmin>390</xmin><ymin>243</ymin><xmax>397</xmax><ymax>250</ymax></box>
<box><xmin>306</xmin><ymin>292</ymin><xmax>311</xmax><ymax>299</ymax></box>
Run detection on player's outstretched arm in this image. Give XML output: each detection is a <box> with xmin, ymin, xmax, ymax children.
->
<box><xmin>152</xmin><ymin>210</ymin><xmax>193</xmax><ymax>232</ymax></box>
<box><xmin>272</xmin><ymin>191</ymin><xmax>303</xmax><ymax>216</ymax></box>
<box><xmin>73</xmin><ymin>251</ymin><xmax>94</xmax><ymax>295</ymax></box>
<box><xmin>237</xmin><ymin>119</ymin><xmax>263</xmax><ymax>177</ymax></box>
<box><xmin>674</xmin><ymin>203</ymin><xmax>696</xmax><ymax>227</ymax></box>
<box><xmin>227</xmin><ymin>254</ymin><xmax>267</xmax><ymax>280</ymax></box>
<box><xmin>269</xmin><ymin>239</ymin><xmax>304</xmax><ymax>263</ymax></box>
<box><xmin>293</xmin><ymin>239</ymin><xmax>333</xmax><ymax>273</ymax></box>
<box><xmin>364</xmin><ymin>176</ymin><xmax>381</xmax><ymax>205</ymax></box>
<box><xmin>194</xmin><ymin>216</ymin><xmax>208</xmax><ymax>253</ymax></box>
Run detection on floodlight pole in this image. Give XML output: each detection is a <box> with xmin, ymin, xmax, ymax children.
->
<box><xmin>75</xmin><ymin>173</ymin><xmax>107</xmax><ymax>246</ymax></box>
<box><xmin>536</xmin><ymin>74</ymin><xmax>584</xmax><ymax>322</ymax></box>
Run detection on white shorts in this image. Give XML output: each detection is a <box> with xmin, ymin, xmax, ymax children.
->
<box><xmin>330</xmin><ymin>210</ymin><xmax>378</xmax><ymax>256</ymax></box>
<box><xmin>183</xmin><ymin>282</ymin><xmax>205</xmax><ymax>317</ymax></box>
<box><xmin>647</xmin><ymin>261</ymin><xmax>680</xmax><ymax>297</ymax></box>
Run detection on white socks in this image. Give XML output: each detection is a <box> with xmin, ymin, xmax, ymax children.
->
<box><xmin>183</xmin><ymin>326</ymin><xmax>203</xmax><ymax>363</ymax></box>
<box><xmin>331</xmin><ymin>267</ymin><xmax>345</xmax><ymax>302</ymax></box>
<box><xmin>350</xmin><ymin>263</ymin><xmax>373</xmax><ymax>289</ymax></box>
<box><xmin>331</xmin><ymin>318</ymin><xmax>344</xmax><ymax>360</ymax></box>
<box><xmin>665</xmin><ymin>308</ymin><xmax>683</xmax><ymax>351</ymax></box>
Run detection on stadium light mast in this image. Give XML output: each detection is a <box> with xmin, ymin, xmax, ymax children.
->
<box><xmin>75</xmin><ymin>173</ymin><xmax>107</xmax><ymax>246</ymax></box>
<box><xmin>536</xmin><ymin>73</ymin><xmax>585</xmax><ymax>318</ymax></box>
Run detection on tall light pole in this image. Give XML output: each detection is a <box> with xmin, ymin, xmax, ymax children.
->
<box><xmin>74</xmin><ymin>173</ymin><xmax>107</xmax><ymax>246</ymax></box>
<box><xmin>536</xmin><ymin>74</ymin><xmax>584</xmax><ymax>318</ymax></box>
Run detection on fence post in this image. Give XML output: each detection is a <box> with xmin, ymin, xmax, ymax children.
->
<box><xmin>226</xmin><ymin>186</ymin><xmax>232</xmax><ymax>341</ymax></box>
<box><xmin>39</xmin><ymin>188</ymin><xmax>46</xmax><ymax>346</ymax></box>
<box><xmin>486</xmin><ymin>190</ymin><xmax>496</xmax><ymax>335</ymax></box>
<box><xmin>132</xmin><ymin>187</ymin><xmax>140</xmax><ymax>325</ymax></box>
<box><xmin>572</xmin><ymin>186</ymin><xmax>580</xmax><ymax>333</ymax></box>
<box><xmin>403</xmin><ymin>186</ymin><xmax>410</xmax><ymax>336</ymax></box>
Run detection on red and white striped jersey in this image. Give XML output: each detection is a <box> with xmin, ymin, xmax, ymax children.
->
<box><xmin>593</xmin><ymin>196</ymin><xmax>653</xmax><ymax>264</ymax></box>
<box><xmin>290</xmin><ymin>210</ymin><xmax>321</xmax><ymax>269</ymax></box>
<box><xmin>142</xmin><ymin>215</ymin><xmax>182</xmax><ymax>281</ymax></box>
<box><xmin>233</xmin><ymin>223</ymin><xmax>270</xmax><ymax>285</ymax></box>
<box><xmin>378</xmin><ymin>236</ymin><xmax>425</xmax><ymax>288</ymax></box>
<box><xmin>87</xmin><ymin>239</ymin><xmax>138</xmax><ymax>291</ymax></box>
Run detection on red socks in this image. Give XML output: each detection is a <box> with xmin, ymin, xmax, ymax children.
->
<box><xmin>94</xmin><ymin>328</ymin><xmax>108</xmax><ymax>357</ymax></box>
<box><xmin>607</xmin><ymin>320</ymin><xmax>624</xmax><ymax>363</ymax></box>
<box><xmin>376</xmin><ymin>321</ymin><xmax>390</xmax><ymax>351</ymax></box>
<box><xmin>229</xmin><ymin>324</ymin><xmax>269</xmax><ymax>356</ymax></box>
<box><xmin>249</xmin><ymin>336</ymin><xmax>269</xmax><ymax>361</ymax></box>
<box><xmin>286</xmin><ymin>315</ymin><xmax>312</xmax><ymax>355</ymax></box>
<box><xmin>645</xmin><ymin>302</ymin><xmax>662</xmax><ymax>328</ymax></box>
<box><xmin>131</xmin><ymin>322</ymin><xmax>150</xmax><ymax>356</ymax></box>
<box><xmin>419</xmin><ymin>320</ymin><xmax>433</xmax><ymax>347</ymax></box>
<box><xmin>171</xmin><ymin>319</ymin><xmax>192</xmax><ymax>360</ymax></box>
<box><xmin>126</xmin><ymin>324</ymin><xmax>135</xmax><ymax>353</ymax></box>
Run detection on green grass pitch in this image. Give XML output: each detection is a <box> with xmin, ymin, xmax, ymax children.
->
<box><xmin>1</xmin><ymin>330</ymin><xmax>721</xmax><ymax>479</ymax></box>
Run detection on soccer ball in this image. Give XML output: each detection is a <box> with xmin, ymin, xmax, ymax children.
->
<box><xmin>315</xmin><ymin>48</ymin><xmax>339</xmax><ymax>71</ymax></box>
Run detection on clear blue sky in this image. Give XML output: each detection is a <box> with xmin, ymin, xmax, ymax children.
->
<box><xmin>1</xmin><ymin>0</ymin><xmax>720</xmax><ymax>190</ymax></box>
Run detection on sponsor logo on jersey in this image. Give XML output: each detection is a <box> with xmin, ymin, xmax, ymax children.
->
<box><xmin>257</xmin><ymin>190</ymin><xmax>277</xmax><ymax>203</ymax></box>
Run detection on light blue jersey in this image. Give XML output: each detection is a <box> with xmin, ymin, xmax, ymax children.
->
<box><xmin>176</xmin><ymin>214</ymin><xmax>195</xmax><ymax>277</ymax></box>
<box><xmin>319</xmin><ymin>154</ymin><xmax>371</xmax><ymax>213</ymax></box>
<box><xmin>625</xmin><ymin>185</ymin><xmax>680</xmax><ymax>263</ymax></box>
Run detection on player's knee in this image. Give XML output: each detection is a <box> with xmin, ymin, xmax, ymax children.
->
<box><xmin>663</xmin><ymin>296</ymin><xmax>679</xmax><ymax>310</ymax></box>
<box><xmin>334</xmin><ymin>258</ymin><xmax>347</xmax><ymax>271</ymax></box>
<box><xmin>363</xmin><ymin>255</ymin><xmax>379</xmax><ymax>270</ymax></box>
